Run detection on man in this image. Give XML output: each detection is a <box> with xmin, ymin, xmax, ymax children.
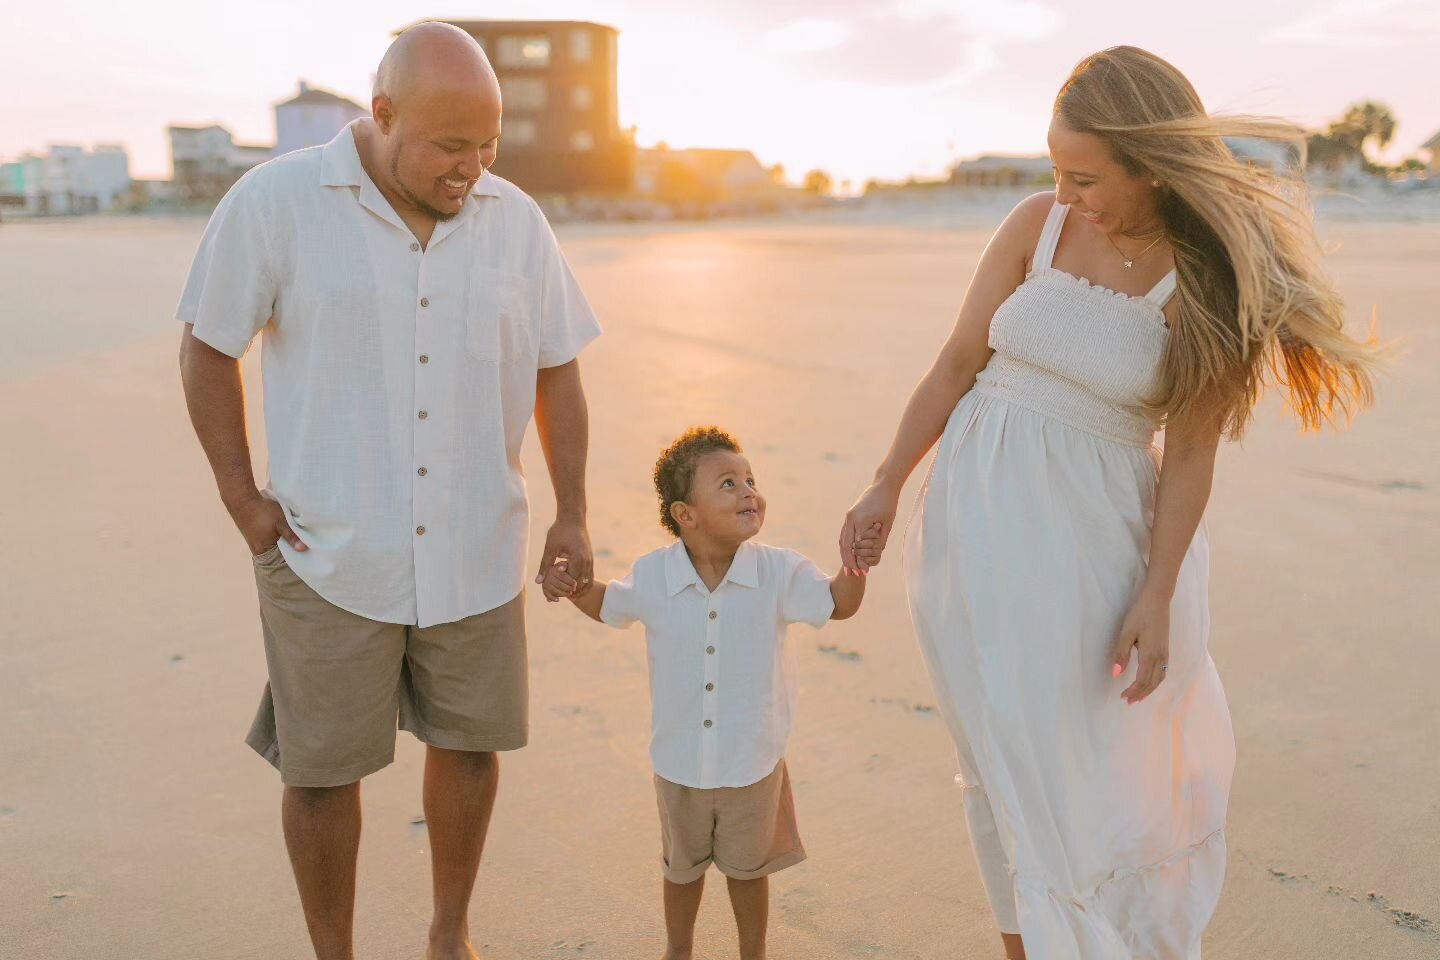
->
<box><xmin>177</xmin><ymin>23</ymin><xmax>599</xmax><ymax>960</ymax></box>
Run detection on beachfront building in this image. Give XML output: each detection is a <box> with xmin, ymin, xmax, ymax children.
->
<box><xmin>0</xmin><ymin>143</ymin><xmax>131</xmax><ymax>216</ymax></box>
<box><xmin>0</xmin><ymin>160</ymin><xmax>28</xmax><ymax>214</ymax></box>
<box><xmin>274</xmin><ymin>81</ymin><xmax>368</xmax><ymax>158</ymax></box>
<box><xmin>398</xmin><ymin>19</ymin><xmax>634</xmax><ymax>195</ymax></box>
<box><xmin>168</xmin><ymin>124</ymin><xmax>272</xmax><ymax>203</ymax></box>
<box><xmin>948</xmin><ymin>154</ymin><xmax>1054</xmax><ymax>188</ymax></box>
<box><xmin>1423</xmin><ymin>131</ymin><xmax>1440</xmax><ymax>176</ymax></box>
<box><xmin>634</xmin><ymin>146</ymin><xmax>781</xmax><ymax>206</ymax></box>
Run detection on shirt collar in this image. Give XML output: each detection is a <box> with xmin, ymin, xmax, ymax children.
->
<box><xmin>319</xmin><ymin>121</ymin><xmax>502</xmax><ymax>199</ymax></box>
<box><xmin>664</xmin><ymin>540</ymin><xmax>760</xmax><ymax>597</ymax></box>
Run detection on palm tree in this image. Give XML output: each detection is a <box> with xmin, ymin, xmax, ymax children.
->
<box><xmin>1307</xmin><ymin>101</ymin><xmax>1399</xmax><ymax>172</ymax></box>
<box><xmin>1332</xmin><ymin>101</ymin><xmax>1397</xmax><ymax>161</ymax></box>
<box><xmin>802</xmin><ymin>169</ymin><xmax>832</xmax><ymax>195</ymax></box>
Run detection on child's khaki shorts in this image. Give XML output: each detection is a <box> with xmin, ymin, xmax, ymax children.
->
<box><xmin>244</xmin><ymin>545</ymin><xmax>528</xmax><ymax>787</ymax></box>
<box><xmin>653</xmin><ymin>759</ymin><xmax>806</xmax><ymax>884</ymax></box>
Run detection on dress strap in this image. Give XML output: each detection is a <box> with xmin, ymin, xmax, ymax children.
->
<box><xmin>1144</xmin><ymin>269</ymin><xmax>1178</xmax><ymax>307</ymax></box>
<box><xmin>1031</xmin><ymin>202</ymin><xmax>1067</xmax><ymax>272</ymax></box>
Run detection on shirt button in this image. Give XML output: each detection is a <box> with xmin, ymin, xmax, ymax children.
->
<box><xmin>705</xmin><ymin>682</ymin><xmax>714</xmax><ymax>691</ymax></box>
<box><xmin>420</xmin><ymin>297</ymin><xmax>430</xmax><ymax>308</ymax></box>
<box><xmin>409</xmin><ymin>242</ymin><xmax>420</xmax><ymax>252</ymax></box>
<box><xmin>419</xmin><ymin>354</ymin><xmax>429</xmax><ymax>364</ymax></box>
<box><xmin>703</xmin><ymin>719</ymin><xmax>713</xmax><ymax>728</ymax></box>
<box><xmin>416</xmin><ymin>525</ymin><xmax>427</xmax><ymax>535</ymax></box>
<box><xmin>706</xmin><ymin>645</ymin><xmax>715</xmax><ymax>654</ymax></box>
<box><xmin>417</xmin><ymin>467</ymin><xmax>428</xmax><ymax>477</ymax></box>
<box><xmin>418</xmin><ymin>410</ymin><xmax>428</xmax><ymax>420</ymax></box>
<box><xmin>708</xmin><ymin>610</ymin><xmax>718</xmax><ymax>620</ymax></box>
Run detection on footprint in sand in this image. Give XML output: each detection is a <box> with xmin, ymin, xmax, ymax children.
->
<box><xmin>871</xmin><ymin>696</ymin><xmax>937</xmax><ymax>716</ymax></box>
<box><xmin>817</xmin><ymin>643</ymin><xmax>862</xmax><ymax>661</ymax></box>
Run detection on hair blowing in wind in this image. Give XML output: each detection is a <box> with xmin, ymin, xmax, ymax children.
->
<box><xmin>1055</xmin><ymin>45</ymin><xmax>1385</xmax><ymax>438</ymax></box>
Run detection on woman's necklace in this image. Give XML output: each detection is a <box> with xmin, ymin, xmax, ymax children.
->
<box><xmin>1104</xmin><ymin>229</ymin><xmax>1166</xmax><ymax>269</ymax></box>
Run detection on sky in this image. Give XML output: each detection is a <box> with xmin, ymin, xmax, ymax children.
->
<box><xmin>5</xmin><ymin>0</ymin><xmax>1437</xmax><ymax>186</ymax></box>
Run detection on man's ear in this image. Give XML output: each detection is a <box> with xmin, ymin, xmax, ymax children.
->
<box><xmin>670</xmin><ymin>500</ymin><xmax>696</xmax><ymax>531</ymax></box>
<box><xmin>372</xmin><ymin>95</ymin><xmax>395</xmax><ymax>134</ymax></box>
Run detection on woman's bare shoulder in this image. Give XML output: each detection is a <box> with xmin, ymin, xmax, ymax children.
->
<box><xmin>988</xmin><ymin>191</ymin><xmax>1057</xmax><ymax>270</ymax></box>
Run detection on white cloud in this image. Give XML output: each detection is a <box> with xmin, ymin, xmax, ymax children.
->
<box><xmin>1263</xmin><ymin>0</ymin><xmax>1440</xmax><ymax>50</ymax></box>
<box><xmin>758</xmin><ymin>19</ymin><xmax>854</xmax><ymax>55</ymax></box>
<box><xmin>897</xmin><ymin>0</ymin><xmax>1063</xmax><ymax>42</ymax></box>
<box><xmin>753</xmin><ymin>2</ymin><xmax>1060</xmax><ymax>89</ymax></box>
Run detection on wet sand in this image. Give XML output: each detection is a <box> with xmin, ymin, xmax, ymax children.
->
<box><xmin>1</xmin><ymin>204</ymin><xmax>1436</xmax><ymax>958</ymax></box>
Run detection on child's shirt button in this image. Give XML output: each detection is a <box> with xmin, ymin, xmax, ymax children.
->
<box><xmin>706</xmin><ymin>645</ymin><xmax>715</xmax><ymax>654</ymax></box>
<box><xmin>708</xmin><ymin>611</ymin><xmax>718</xmax><ymax>619</ymax></box>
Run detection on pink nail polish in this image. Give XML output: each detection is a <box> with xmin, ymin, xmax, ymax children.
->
<box><xmin>1112</xmin><ymin>664</ymin><xmax>1123</xmax><ymax>678</ymax></box>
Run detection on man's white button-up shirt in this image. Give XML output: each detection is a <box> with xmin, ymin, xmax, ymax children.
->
<box><xmin>177</xmin><ymin>123</ymin><xmax>601</xmax><ymax>626</ymax></box>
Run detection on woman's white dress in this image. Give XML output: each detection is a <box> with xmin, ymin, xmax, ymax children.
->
<box><xmin>904</xmin><ymin>201</ymin><xmax>1235</xmax><ymax>959</ymax></box>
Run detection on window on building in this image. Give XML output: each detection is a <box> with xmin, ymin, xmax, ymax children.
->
<box><xmin>503</xmin><ymin>119</ymin><xmax>539</xmax><ymax>147</ymax></box>
<box><xmin>497</xmin><ymin>35</ymin><xmax>551</xmax><ymax>68</ymax></box>
<box><xmin>501</xmin><ymin>78</ymin><xmax>547</xmax><ymax>111</ymax></box>
<box><xmin>570</xmin><ymin>131</ymin><xmax>595</xmax><ymax>152</ymax></box>
<box><xmin>572</xmin><ymin>85</ymin><xmax>593</xmax><ymax>110</ymax></box>
<box><xmin>570</xmin><ymin>29</ymin><xmax>593</xmax><ymax>62</ymax></box>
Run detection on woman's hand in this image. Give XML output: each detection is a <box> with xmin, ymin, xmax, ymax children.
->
<box><xmin>1110</xmin><ymin>588</ymin><xmax>1171</xmax><ymax>704</ymax></box>
<box><xmin>840</xmin><ymin>481</ymin><xmax>901</xmax><ymax>575</ymax></box>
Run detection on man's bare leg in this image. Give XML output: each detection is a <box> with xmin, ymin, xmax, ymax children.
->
<box><xmin>726</xmin><ymin>875</ymin><xmax>768</xmax><ymax>960</ymax></box>
<box><xmin>282</xmin><ymin>782</ymin><xmax>362</xmax><ymax>960</ymax></box>
<box><xmin>663</xmin><ymin>875</ymin><xmax>705</xmax><ymax>960</ymax></box>
<box><xmin>424</xmin><ymin>747</ymin><xmax>499</xmax><ymax>960</ymax></box>
<box><xmin>1002</xmin><ymin>931</ymin><xmax>1027</xmax><ymax>959</ymax></box>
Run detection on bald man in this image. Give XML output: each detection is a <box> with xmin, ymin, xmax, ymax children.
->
<box><xmin>177</xmin><ymin>23</ymin><xmax>601</xmax><ymax>960</ymax></box>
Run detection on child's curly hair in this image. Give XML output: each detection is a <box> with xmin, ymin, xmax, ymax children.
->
<box><xmin>653</xmin><ymin>426</ymin><xmax>742</xmax><ymax>537</ymax></box>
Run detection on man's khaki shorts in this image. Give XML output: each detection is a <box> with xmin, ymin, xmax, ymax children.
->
<box><xmin>244</xmin><ymin>545</ymin><xmax>527</xmax><ymax>787</ymax></box>
<box><xmin>653</xmin><ymin>759</ymin><xmax>806</xmax><ymax>884</ymax></box>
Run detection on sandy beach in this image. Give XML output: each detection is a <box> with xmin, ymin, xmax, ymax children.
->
<box><xmin>1</xmin><ymin>201</ymin><xmax>1436</xmax><ymax>959</ymax></box>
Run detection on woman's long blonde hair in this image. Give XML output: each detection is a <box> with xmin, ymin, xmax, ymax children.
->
<box><xmin>1055</xmin><ymin>46</ymin><xmax>1381</xmax><ymax>437</ymax></box>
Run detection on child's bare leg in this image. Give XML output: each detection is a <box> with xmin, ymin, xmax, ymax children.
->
<box><xmin>663</xmin><ymin>875</ymin><xmax>705</xmax><ymax>960</ymax></box>
<box><xmin>725</xmin><ymin>875</ymin><xmax>768</xmax><ymax>960</ymax></box>
<box><xmin>1001</xmin><ymin>931</ymin><xmax>1026</xmax><ymax>959</ymax></box>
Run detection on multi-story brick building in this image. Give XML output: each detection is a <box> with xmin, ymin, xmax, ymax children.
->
<box><xmin>398</xmin><ymin>19</ymin><xmax>633</xmax><ymax>195</ymax></box>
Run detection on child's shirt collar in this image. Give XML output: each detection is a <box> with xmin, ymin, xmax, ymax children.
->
<box><xmin>664</xmin><ymin>539</ymin><xmax>760</xmax><ymax>597</ymax></box>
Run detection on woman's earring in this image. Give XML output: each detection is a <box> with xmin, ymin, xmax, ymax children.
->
<box><xmin>1152</xmin><ymin>180</ymin><xmax>1162</xmax><ymax>188</ymax></box>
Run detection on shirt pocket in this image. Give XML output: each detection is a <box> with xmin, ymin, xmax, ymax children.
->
<box><xmin>466</xmin><ymin>267</ymin><xmax>537</xmax><ymax>364</ymax></box>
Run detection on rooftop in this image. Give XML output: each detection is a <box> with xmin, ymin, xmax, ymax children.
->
<box><xmin>393</xmin><ymin>18</ymin><xmax>618</xmax><ymax>36</ymax></box>
<box><xmin>275</xmin><ymin>81</ymin><xmax>364</xmax><ymax>111</ymax></box>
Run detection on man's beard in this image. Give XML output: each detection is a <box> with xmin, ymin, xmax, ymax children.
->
<box><xmin>390</xmin><ymin>148</ymin><xmax>460</xmax><ymax>222</ymax></box>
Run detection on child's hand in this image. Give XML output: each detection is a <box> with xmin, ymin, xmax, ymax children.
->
<box><xmin>541</xmin><ymin>556</ymin><xmax>579</xmax><ymax>603</ymax></box>
<box><xmin>853</xmin><ymin>522</ymin><xmax>884</xmax><ymax>573</ymax></box>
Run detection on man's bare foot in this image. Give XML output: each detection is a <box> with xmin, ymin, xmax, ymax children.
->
<box><xmin>426</xmin><ymin>936</ymin><xmax>480</xmax><ymax>960</ymax></box>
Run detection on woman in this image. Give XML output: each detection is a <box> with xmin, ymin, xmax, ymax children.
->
<box><xmin>840</xmin><ymin>47</ymin><xmax>1379</xmax><ymax>959</ymax></box>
